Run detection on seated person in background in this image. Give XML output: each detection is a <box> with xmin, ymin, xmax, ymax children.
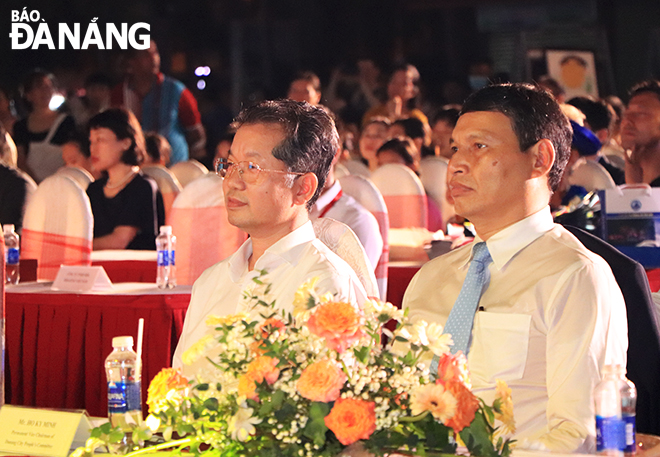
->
<box><xmin>310</xmin><ymin>142</ymin><xmax>383</xmax><ymax>270</ymax></box>
<box><xmin>376</xmin><ymin>136</ymin><xmax>419</xmax><ymax>171</ymax></box>
<box><xmin>86</xmin><ymin>108</ymin><xmax>164</xmax><ymax>250</ymax></box>
<box><xmin>565</xmin><ymin>120</ymin><xmax>616</xmax><ymax>192</ymax></box>
<box><xmin>213</xmin><ymin>130</ymin><xmax>235</xmax><ymax>163</ymax></box>
<box><xmin>287</xmin><ymin>71</ymin><xmax>322</xmax><ymax>106</ymax></box>
<box><xmin>173</xmin><ymin>100</ymin><xmax>368</xmax><ymax>369</ymax></box>
<box><xmin>620</xmin><ymin>80</ymin><xmax>660</xmax><ymax>185</ymax></box>
<box><xmin>68</xmin><ymin>72</ymin><xmax>111</xmax><ymax>128</ymax></box>
<box><xmin>567</xmin><ymin>96</ymin><xmax>625</xmax><ymax>184</ymax></box>
<box><xmin>62</xmin><ymin>129</ymin><xmax>102</xmax><ymax>180</ymax></box>
<box><xmin>358</xmin><ymin>117</ymin><xmax>390</xmax><ymax>172</ymax></box>
<box><xmin>389</xmin><ymin>117</ymin><xmax>434</xmax><ymax>159</ymax></box>
<box><xmin>0</xmin><ymin>124</ymin><xmax>29</xmax><ymax>231</ymax></box>
<box><xmin>431</xmin><ymin>106</ymin><xmax>460</xmax><ymax>161</ymax></box>
<box><xmin>143</xmin><ymin>132</ymin><xmax>172</xmax><ymax>166</ymax></box>
<box><xmin>403</xmin><ymin>83</ymin><xmax>627</xmax><ymax>452</ymax></box>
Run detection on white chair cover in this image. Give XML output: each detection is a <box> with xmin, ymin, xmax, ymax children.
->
<box><xmin>343</xmin><ymin>159</ymin><xmax>371</xmax><ymax>178</ymax></box>
<box><xmin>312</xmin><ymin>217</ymin><xmax>379</xmax><ymax>299</ymax></box>
<box><xmin>142</xmin><ymin>165</ymin><xmax>183</xmax><ymax>221</ymax></box>
<box><xmin>568</xmin><ymin>159</ymin><xmax>616</xmax><ymax>192</ymax></box>
<box><xmin>168</xmin><ymin>173</ymin><xmax>246</xmax><ymax>285</ymax></box>
<box><xmin>56</xmin><ymin>166</ymin><xmax>94</xmax><ymax>190</ymax></box>
<box><xmin>22</xmin><ymin>174</ymin><xmax>93</xmax><ymax>280</ymax></box>
<box><xmin>334</xmin><ymin>162</ymin><xmax>350</xmax><ymax>179</ymax></box>
<box><xmin>370</xmin><ymin>164</ymin><xmax>428</xmax><ymax>229</ymax></box>
<box><xmin>419</xmin><ymin>156</ymin><xmax>454</xmax><ymax>226</ymax></box>
<box><xmin>339</xmin><ymin>175</ymin><xmax>389</xmax><ymax>301</ymax></box>
<box><xmin>169</xmin><ymin>160</ymin><xmax>209</xmax><ymax>188</ymax></box>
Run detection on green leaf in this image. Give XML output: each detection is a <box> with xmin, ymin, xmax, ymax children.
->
<box><xmin>90</xmin><ymin>427</ymin><xmax>102</xmax><ymax>439</ymax></box>
<box><xmin>353</xmin><ymin>346</ymin><xmax>370</xmax><ymax>364</ymax></box>
<box><xmin>271</xmin><ymin>389</ymin><xmax>285</xmax><ymax>409</ymax></box>
<box><xmin>195</xmin><ymin>383</ymin><xmax>209</xmax><ymax>391</ymax></box>
<box><xmin>203</xmin><ymin>397</ymin><xmax>219</xmax><ymax>411</ymax></box>
<box><xmin>99</xmin><ymin>422</ymin><xmax>113</xmax><ymax>434</ymax></box>
<box><xmin>107</xmin><ymin>430</ymin><xmax>124</xmax><ymax>444</ymax></box>
<box><xmin>303</xmin><ymin>402</ymin><xmax>331</xmax><ymax>447</ymax></box>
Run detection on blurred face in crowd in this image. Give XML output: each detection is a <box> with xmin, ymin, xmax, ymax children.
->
<box><xmin>359</xmin><ymin>122</ymin><xmax>388</xmax><ymax>161</ymax></box>
<box><xmin>448</xmin><ymin>111</ymin><xmax>539</xmax><ymax>228</ymax></box>
<box><xmin>26</xmin><ymin>76</ymin><xmax>55</xmax><ymax>110</ymax></box>
<box><xmin>130</xmin><ymin>40</ymin><xmax>161</xmax><ymax>77</ymax></box>
<box><xmin>89</xmin><ymin>128</ymin><xmax>131</xmax><ymax>172</ymax></box>
<box><xmin>288</xmin><ymin>80</ymin><xmax>321</xmax><ymax>105</ymax></box>
<box><xmin>387</xmin><ymin>69</ymin><xmax>417</xmax><ymax>102</ymax></box>
<box><xmin>432</xmin><ymin>119</ymin><xmax>455</xmax><ymax>159</ymax></box>
<box><xmin>621</xmin><ymin>92</ymin><xmax>660</xmax><ymax>151</ymax></box>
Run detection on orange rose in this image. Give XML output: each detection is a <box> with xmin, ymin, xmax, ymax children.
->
<box><xmin>237</xmin><ymin>356</ymin><xmax>280</xmax><ymax>399</ymax></box>
<box><xmin>307</xmin><ymin>302</ymin><xmax>364</xmax><ymax>353</ymax></box>
<box><xmin>325</xmin><ymin>398</ymin><xmax>376</xmax><ymax>445</ymax></box>
<box><xmin>147</xmin><ymin>368</ymin><xmax>189</xmax><ymax>413</ymax></box>
<box><xmin>251</xmin><ymin>318</ymin><xmax>286</xmax><ymax>355</ymax></box>
<box><xmin>296</xmin><ymin>359</ymin><xmax>347</xmax><ymax>402</ymax></box>
<box><xmin>435</xmin><ymin>352</ymin><xmax>471</xmax><ymax>389</ymax></box>
<box><xmin>442</xmin><ymin>380</ymin><xmax>480</xmax><ymax>432</ymax></box>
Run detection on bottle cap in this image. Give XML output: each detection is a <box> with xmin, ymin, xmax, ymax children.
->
<box><xmin>112</xmin><ymin>336</ymin><xmax>134</xmax><ymax>348</ymax></box>
<box><xmin>159</xmin><ymin>225</ymin><xmax>172</xmax><ymax>235</ymax></box>
<box><xmin>3</xmin><ymin>224</ymin><xmax>15</xmax><ymax>234</ymax></box>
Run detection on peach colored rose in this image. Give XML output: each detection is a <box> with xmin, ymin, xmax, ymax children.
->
<box><xmin>410</xmin><ymin>383</ymin><xmax>457</xmax><ymax>423</ymax></box>
<box><xmin>237</xmin><ymin>356</ymin><xmax>280</xmax><ymax>399</ymax></box>
<box><xmin>324</xmin><ymin>398</ymin><xmax>377</xmax><ymax>445</ymax></box>
<box><xmin>296</xmin><ymin>359</ymin><xmax>347</xmax><ymax>402</ymax></box>
<box><xmin>435</xmin><ymin>352</ymin><xmax>471</xmax><ymax>389</ymax></box>
<box><xmin>146</xmin><ymin>368</ymin><xmax>189</xmax><ymax>413</ymax></box>
<box><xmin>307</xmin><ymin>302</ymin><xmax>364</xmax><ymax>353</ymax></box>
<box><xmin>251</xmin><ymin>318</ymin><xmax>286</xmax><ymax>355</ymax></box>
<box><xmin>442</xmin><ymin>380</ymin><xmax>480</xmax><ymax>432</ymax></box>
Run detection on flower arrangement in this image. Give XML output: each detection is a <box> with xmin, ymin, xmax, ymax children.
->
<box><xmin>73</xmin><ymin>273</ymin><xmax>515</xmax><ymax>457</ymax></box>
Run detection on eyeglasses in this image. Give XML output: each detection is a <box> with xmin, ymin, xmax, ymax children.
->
<box><xmin>214</xmin><ymin>158</ymin><xmax>306</xmax><ymax>184</ymax></box>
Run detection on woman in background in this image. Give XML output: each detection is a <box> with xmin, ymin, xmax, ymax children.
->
<box><xmin>86</xmin><ymin>108</ymin><xmax>164</xmax><ymax>250</ymax></box>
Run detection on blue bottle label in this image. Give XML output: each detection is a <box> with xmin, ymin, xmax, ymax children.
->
<box><xmin>623</xmin><ymin>414</ymin><xmax>636</xmax><ymax>452</ymax></box>
<box><xmin>108</xmin><ymin>381</ymin><xmax>142</xmax><ymax>413</ymax></box>
<box><xmin>157</xmin><ymin>250</ymin><xmax>169</xmax><ymax>267</ymax></box>
<box><xmin>596</xmin><ymin>415</ymin><xmax>626</xmax><ymax>451</ymax></box>
<box><xmin>170</xmin><ymin>250</ymin><xmax>175</xmax><ymax>266</ymax></box>
<box><xmin>6</xmin><ymin>247</ymin><xmax>19</xmax><ymax>265</ymax></box>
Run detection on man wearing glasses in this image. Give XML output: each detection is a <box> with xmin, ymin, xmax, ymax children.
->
<box><xmin>173</xmin><ymin>100</ymin><xmax>368</xmax><ymax>369</ymax></box>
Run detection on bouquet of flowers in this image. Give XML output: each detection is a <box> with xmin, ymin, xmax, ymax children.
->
<box><xmin>73</xmin><ymin>272</ymin><xmax>515</xmax><ymax>457</ymax></box>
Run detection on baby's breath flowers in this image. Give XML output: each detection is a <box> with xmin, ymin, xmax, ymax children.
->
<box><xmin>72</xmin><ymin>272</ymin><xmax>515</xmax><ymax>457</ymax></box>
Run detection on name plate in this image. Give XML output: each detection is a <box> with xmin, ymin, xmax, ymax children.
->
<box><xmin>0</xmin><ymin>405</ymin><xmax>92</xmax><ymax>457</ymax></box>
<box><xmin>52</xmin><ymin>265</ymin><xmax>113</xmax><ymax>292</ymax></box>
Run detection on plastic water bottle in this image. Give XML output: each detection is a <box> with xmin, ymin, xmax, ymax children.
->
<box><xmin>3</xmin><ymin>224</ymin><xmax>20</xmax><ymax>285</ymax></box>
<box><xmin>156</xmin><ymin>225</ymin><xmax>176</xmax><ymax>289</ymax></box>
<box><xmin>616</xmin><ymin>366</ymin><xmax>637</xmax><ymax>456</ymax></box>
<box><xmin>105</xmin><ymin>336</ymin><xmax>142</xmax><ymax>430</ymax></box>
<box><xmin>595</xmin><ymin>365</ymin><xmax>626</xmax><ymax>456</ymax></box>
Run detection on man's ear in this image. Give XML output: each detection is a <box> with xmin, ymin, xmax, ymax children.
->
<box><xmin>293</xmin><ymin>172</ymin><xmax>318</xmax><ymax>206</ymax></box>
<box><xmin>529</xmin><ymin>139</ymin><xmax>555</xmax><ymax>179</ymax></box>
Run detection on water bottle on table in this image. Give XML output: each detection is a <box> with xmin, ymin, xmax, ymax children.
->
<box><xmin>3</xmin><ymin>224</ymin><xmax>20</xmax><ymax>285</ymax></box>
<box><xmin>156</xmin><ymin>225</ymin><xmax>176</xmax><ymax>289</ymax></box>
<box><xmin>595</xmin><ymin>364</ymin><xmax>636</xmax><ymax>456</ymax></box>
<box><xmin>105</xmin><ymin>336</ymin><xmax>142</xmax><ymax>430</ymax></box>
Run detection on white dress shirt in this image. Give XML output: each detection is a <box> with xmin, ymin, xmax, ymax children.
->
<box><xmin>311</xmin><ymin>180</ymin><xmax>383</xmax><ymax>270</ymax></box>
<box><xmin>403</xmin><ymin>207</ymin><xmax>628</xmax><ymax>453</ymax></box>
<box><xmin>173</xmin><ymin>220</ymin><xmax>369</xmax><ymax>369</ymax></box>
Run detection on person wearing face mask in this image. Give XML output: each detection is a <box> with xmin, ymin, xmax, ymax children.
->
<box><xmin>13</xmin><ymin>69</ymin><xmax>76</xmax><ymax>183</ymax></box>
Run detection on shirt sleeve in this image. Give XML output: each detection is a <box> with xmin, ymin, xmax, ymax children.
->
<box><xmin>178</xmin><ymin>88</ymin><xmax>202</xmax><ymax>128</ymax></box>
<box><xmin>536</xmin><ymin>260</ymin><xmax>628</xmax><ymax>452</ymax></box>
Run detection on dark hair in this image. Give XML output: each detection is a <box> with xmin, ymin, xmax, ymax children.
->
<box><xmin>460</xmin><ymin>83</ymin><xmax>572</xmax><ymax>192</ymax></box>
<box><xmin>560</xmin><ymin>55</ymin><xmax>587</xmax><ymax>67</ymax></box>
<box><xmin>65</xmin><ymin>128</ymin><xmax>91</xmax><ymax>158</ymax></box>
<box><xmin>567</xmin><ymin>97</ymin><xmax>612</xmax><ymax>133</ymax></box>
<box><xmin>432</xmin><ymin>107</ymin><xmax>461</xmax><ymax>128</ymax></box>
<box><xmin>88</xmin><ymin>108</ymin><xmax>144</xmax><ymax>166</ymax></box>
<box><xmin>629</xmin><ymin>80</ymin><xmax>660</xmax><ymax>104</ymax></box>
<box><xmin>22</xmin><ymin>69</ymin><xmax>55</xmax><ymax>95</ymax></box>
<box><xmin>145</xmin><ymin>132</ymin><xmax>171</xmax><ymax>164</ymax></box>
<box><xmin>231</xmin><ymin>99</ymin><xmax>338</xmax><ymax>209</ymax></box>
<box><xmin>362</xmin><ymin>116</ymin><xmax>391</xmax><ymax>131</ymax></box>
<box><xmin>537</xmin><ymin>76</ymin><xmax>565</xmax><ymax>100</ymax></box>
<box><xmin>291</xmin><ymin>71</ymin><xmax>321</xmax><ymax>92</ymax></box>
<box><xmin>377</xmin><ymin>137</ymin><xmax>417</xmax><ymax>168</ymax></box>
<box><xmin>388</xmin><ymin>63</ymin><xmax>420</xmax><ymax>84</ymax></box>
<box><xmin>392</xmin><ymin>117</ymin><xmax>426</xmax><ymax>140</ymax></box>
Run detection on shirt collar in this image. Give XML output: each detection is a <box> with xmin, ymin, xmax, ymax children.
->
<box><xmin>227</xmin><ymin>220</ymin><xmax>317</xmax><ymax>281</ymax></box>
<box><xmin>312</xmin><ymin>180</ymin><xmax>341</xmax><ymax>216</ymax></box>
<box><xmin>469</xmin><ymin>206</ymin><xmax>555</xmax><ymax>271</ymax></box>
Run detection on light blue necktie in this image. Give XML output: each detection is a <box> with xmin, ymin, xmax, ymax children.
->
<box><xmin>431</xmin><ymin>242</ymin><xmax>492</xmax><ymax>375</ymax></box>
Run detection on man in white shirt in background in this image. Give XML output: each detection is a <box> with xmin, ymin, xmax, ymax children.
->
<box><xmin>310</xmin><ymin>148</ymin><xmax>383</xmax><ymax>270</ymax></box>
<box><xmin>403</xmin><ymin>83</ymin><xmax>627</xmax><ymax>453</ymax></box>
<box><xmin>173</xmin><ymin>100</ymin><xmax>368</xmax><ymax>369</ymax></box>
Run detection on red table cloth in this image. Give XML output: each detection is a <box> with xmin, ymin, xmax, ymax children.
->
<box><xmin>5</xmin><ymin>282</ymin><xmax>191</xmax><ymax>417</ymax></box>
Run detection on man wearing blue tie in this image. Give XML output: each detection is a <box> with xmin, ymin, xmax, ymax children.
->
<box><xmin>402</xmin><ymin>83</ymin><xmax>627</xmax><ymax>453</ymax></box>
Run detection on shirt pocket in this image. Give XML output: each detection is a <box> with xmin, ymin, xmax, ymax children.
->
<box><xmin>468</xmin><ymin>311</ymin><xmax>531</xmax><ymax>384</ymax></box>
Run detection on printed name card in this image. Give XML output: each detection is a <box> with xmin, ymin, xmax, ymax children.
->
<box><xmin>0</xmin><ymin>405</ymin><xmax>92</xmax><ymax>457</ymax></box>
<box><xmin>52</xmin><ymin>265</ymin><xmax>113</xmax><ymax>292</ymax></box>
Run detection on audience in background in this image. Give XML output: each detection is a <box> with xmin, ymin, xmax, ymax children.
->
<box><xmin>431</xmin><ymin>106</ymin><xmax>460</xmax><ymax>160</ymax></box>
<box><xmin>0</xmin><ymin>123</ymin><xmax>29</xmax><ymax>232</ymax></box>
<box><xmin>144</xmin><ymin>132</ymin><xmax>172</xmax><ymax>167</ymax></box>
<box><xmin>358</xmin><ymin>117</ymin><xmax>390</xmax><ymax>172</ymax></box>
<box><xmin>68</xmin><ymin>73</ymin><xmax>112</xmax><ymax>128</ymax></box>
<box><xmin>287</xmin><ymin>71</ymin><xmax>322</xmax><ymax>105</ymax></box>
<box><xmin>61</xmin><ymin>128</ymin><xmax>101</xmax><ymax>180</ymax></box>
